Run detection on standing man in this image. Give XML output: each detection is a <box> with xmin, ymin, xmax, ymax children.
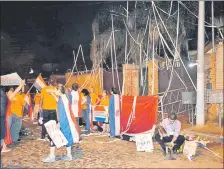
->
<box><xmin>39</xmin><ymin>78</ymin><xmax>57</xmax><ymax>141</ymax></box>
<box><xmin>155</xmin><ymin>113</ymin><xmax>185</xmax><ymax>159</ymax></box>
<box><xmin>69</xmin><ymin>83</ymin><xmax>81</xmax><ymax>132</ymax></box>
<box><xmin>10</xmin><ymin>89</ymin><xmax>26</xmax><ymax>143</ymax></box>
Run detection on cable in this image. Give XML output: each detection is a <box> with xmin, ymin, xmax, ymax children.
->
<box><xmin>153</xmin><ymin>2</ymin><xmax>196</xmax><ymax>91</ymax></box>
<box><xmin>111</xmin><ymin>14</ymin><xmax>121</xmax><ymax>94</ymax></box>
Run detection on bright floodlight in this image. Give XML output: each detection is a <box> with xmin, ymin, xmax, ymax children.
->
<box><xmin>188</xmin><ymin>63</ymin><xmax>198</xmax><ymax>68</ymax></box>
<box><xmin>29</xmin><ymin>68</ymin><xmax>34</xmax><ymax>74</ymax></box>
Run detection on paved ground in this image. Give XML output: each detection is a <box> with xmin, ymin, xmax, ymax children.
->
<box><xmin>2</xmin><ymin>119</ymin><xmax>223</xmax><ymax>168</ymax></box>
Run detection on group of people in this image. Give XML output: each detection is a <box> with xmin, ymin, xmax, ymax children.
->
<box><xmin>29</xmin><ymin>78</ymin><xmax>118</xmax><ymax>162</ymax></box>
<box><xmin>0</xmin><ymin>77</ymin><xmax>186</xmax><ymax>165</ymax></box>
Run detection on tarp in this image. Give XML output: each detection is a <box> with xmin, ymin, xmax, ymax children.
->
<box><xmin>120</xmin><ymin>96</ymin><xmax>158</xmax><ymax>134</ymax></box>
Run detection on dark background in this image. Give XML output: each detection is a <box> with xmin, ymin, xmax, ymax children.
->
<box><xmin>1</xmin><ymin>1</ymin><xmax>223</xmax><ymax>78</ymax></box>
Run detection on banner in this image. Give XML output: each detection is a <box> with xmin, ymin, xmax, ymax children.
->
<box><xmin>122</xmin><ymin>64</ymin><xmax>139</xmax><ymax>96</ymax></box>
<box><xmin>120</xmin><ymin>96</ymin><xmax>158</xmax><ymax>134</ymax></box>
<box><xmin>135</xmin><ymin>133</ymin><xmax>154</xmax><ymax>152</ymax></box>
<box><xmin>65</xmin><ymin>68</ymin><xmax>103</xmax><ymax>95</ymax></box>
<box><xmin>92</xmin><ymin>105</ymin><xmax>108</xmax><ymax>122</ymax></box>
<box><xmin>0</xmin><ymin>72</ymin><xmax>22</xmax><ymax>86</ymax></box>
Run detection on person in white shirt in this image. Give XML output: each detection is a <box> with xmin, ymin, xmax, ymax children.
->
<box><xmin>69</xmin><ymin>83</ymin><xmax>80</xmax><ymax>131</ymax></box>
<box><xmin>155</xmin><ymin>113</ymin><xmax>185</xmax><ymax>156</ymax></box>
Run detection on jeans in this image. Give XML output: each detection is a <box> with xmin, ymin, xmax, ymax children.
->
<box><xmin>42</xmin><ymin>110</ymin><xmax>57</xmax><ymax>147</ymax></box>
<box><xmin>82</xmin><ymin>109</ymin><xmax>90</xmax><ymax>132</ymax></box>
<box><xmin>10</xmin><ymin>114</ymin><xmax>22</xmax><ymax>143</ymax></box>
<box><xmin>155</xmin><ymin>133</ymin><xmax>185</xmax><ymax>152</ymax></box>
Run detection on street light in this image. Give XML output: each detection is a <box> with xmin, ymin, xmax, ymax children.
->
<box><xmin>188</xmin><ymin>62</ymin><xmax>198</xmax><ymax>68</ymax></box>
<box><xmin>188</xmin><ymin>60</ymin><xmax>198</xmax><ymax>68</ymax></box>
<box><xmin>29</xmin><ymin>68</ymin><xmax>34</xmax><ymax>74</ymax></box>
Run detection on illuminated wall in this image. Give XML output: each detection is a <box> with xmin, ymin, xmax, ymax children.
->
<box><xmin>122</xmin><ymin>64</ymin><xmax>139</xmax><ymax>96</ymax></box>
<box><xmin>148</xmin><ymin>60</ymin><xmax>158</xmax><ymax>95</ymax></box>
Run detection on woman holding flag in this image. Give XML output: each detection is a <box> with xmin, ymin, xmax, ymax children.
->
<box><xmin>42</xmin><ymin>84</ymin><xmax>80</xmax><ymax>163</ymax></box>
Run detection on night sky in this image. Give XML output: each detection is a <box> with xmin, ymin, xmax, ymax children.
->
<box><xmin>1</xmin><ymin>1</ymin><xmax>112</xmax><ymax>76</ymax></box>
<box><xmin>1</xmin><ymin>1</ymin><xmax>223</xmax><ymax>77</ymax></box>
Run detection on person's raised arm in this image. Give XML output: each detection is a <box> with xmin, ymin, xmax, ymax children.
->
<box><xmin>8</xmin><ymin>80</ymin><xmax>25</xmax><ymax>100</ymax></box>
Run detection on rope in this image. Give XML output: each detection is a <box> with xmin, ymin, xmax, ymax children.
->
<box><xmin>110</xmin><ymin>37</ymin><xmax>115</xmax><ymax>87</ymax></box>
<box><xmin>152</xmin><ymin>3</ymin><xmax>176</xmax><ymax>102</ymax></box>
<box><xmin>119</xmin><ymin>96</ymin><xmax>137</xmax><ymax>136</ymax></box>
<box><xmin>111</xmin><ymin>14</ymin><xmax>121</xmax><ymax>94</ymax></box>
<box><xmin>95</xmin><ymin>139</ymin><xmax>120</xmax><ymax>144</ymax></box>
<box><xmin>152</xmin><ymin>2</ymin><xmax>196</xmax><ymax>91</ymax></box>
<box><xmin>65</xmin><ymin>46</ymin><xmax>81</xmax><ymax>86</ymax></box>
<box><xmin>80</xmin><ymin>45</ymin><xmax>88</xmax><ymax>72</ymax></box>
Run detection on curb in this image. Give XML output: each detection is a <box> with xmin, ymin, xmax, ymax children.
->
<box><xmin>182</xmin><ymin>129</ymin><xmax>221</xmax><ymax>143</ymax></box>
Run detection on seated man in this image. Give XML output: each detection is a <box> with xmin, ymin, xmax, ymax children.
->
<box><xmin>155</xmin><ymin>113</ymin><xmax>185</xmax><ymax>158</ymax></box>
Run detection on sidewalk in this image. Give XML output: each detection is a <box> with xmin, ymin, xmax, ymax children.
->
<box><xmin>182</xmin><ymin>122</ymin><xmax>223</xmax><ymax>143</ymax></box>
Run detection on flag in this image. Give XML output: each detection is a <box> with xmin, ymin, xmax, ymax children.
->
<box><xmin>109</xmin><ymin>94</ymin><xmax>121</xmax><ymax>137</ymax></box>
<box><xmin>33</xmin><ymin>74</ymin><xmax>47</xmax><ymax>91</ymax></box>
<box><xmin>24</xmin><ymin>93</ymin><xmax>33</xmax><ymax>120</ymax></box>
<box><xmin>120</xmin><ymin>96</ymin><xmax>158</xmax><ymax>134</ymax></box>
<box><xmin>58</xmin><ymin>95</ymin><xmax>80</xmax><ymax>146</ymax></box>
<box><xmin>4</xmin><ymin>99</ymin><xmax>12</xmax><ymax>145</ymax></box>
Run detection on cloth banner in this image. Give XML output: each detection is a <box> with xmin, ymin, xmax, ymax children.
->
<box><xmin>0</xmin><ymin>73</ymin><xmax>22</xmax><ymax>86</ymax></box>
<box><xmin>120</xmin><ymin>96</ymin><xmax>158</xmax><ymax>134</ymax></box>
<box><xmin>65</xmin><ymin>70</ymin><xmax>103</xmax><ymax>95</ymax></box>
<box><xmin>44</xmin><ymin>120</ymin><xmax>68</xmax><ymax>148</ymax></box>
<box><xmin>92</xmin><ymin>105</ymin><xmax>108</xmax><ymax>122</ymax></box>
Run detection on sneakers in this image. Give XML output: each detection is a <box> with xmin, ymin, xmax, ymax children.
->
<box><xmin>62</xmin><ymin>156</ymin><xmax>72</xmax><ymax>161</ymax></box>
<box><xmin>1</xmin><ymin>148</ymin><xmax>12</xmax><ymax>153</ymax></box>
<box><xmin>37</xmin><ymin>138</ymin><xmax>49</xmax><ymax>142</ymax></box>
<box><xmin>42</xmin><ymin>155</ymin><xmax>56</xmax><ymax>163</ymax></box>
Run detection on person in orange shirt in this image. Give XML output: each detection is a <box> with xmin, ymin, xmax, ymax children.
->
<box><xmin>39</xmin><ymin>78</ymin><xmax>57</xmax><ymax>141</ymax></box>
<box><xmin>10</xmin><ymin>90</ymin><xmax>26</xmax><ymax>144</ymax></box>
<box><xmin>3</xmin><ymin>81</ymin><xmax>25</xmax><ymax>150</ymax></box>
<box><xmin>100</xmin><ymin>90</ymin><xmax>109</xmax><ymax>107</ymax></box>
<box><xmin>33</xmin><ymin>90</ymin><xmax>41</xmax><ymax>120</ymax></box>
<box><xmin>89</xmin><ymin>87</ymin><xmax>100</xmax><ymax>105</ymax></box>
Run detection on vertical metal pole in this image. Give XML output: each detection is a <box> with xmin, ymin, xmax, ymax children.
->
<box><xmin>196</xmin><ymin>1</ymin><xmax>205</xmax><ymax>126</ymax></box>
<box><xmin>211</xmin><ymin>1</ymin><xmax>215</xmax><ymax>52</ymax></box>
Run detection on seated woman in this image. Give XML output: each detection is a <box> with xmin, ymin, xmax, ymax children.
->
<box><xmin>43</xmin><ymin>84</ymin><xmax>80</xmax><ymax>163</ymax></box>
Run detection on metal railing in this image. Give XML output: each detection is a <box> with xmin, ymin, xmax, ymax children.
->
<box><xmin>155</xmin><ymin>86</ymin><xmax>196</xmax><ymax>124</ymax></box>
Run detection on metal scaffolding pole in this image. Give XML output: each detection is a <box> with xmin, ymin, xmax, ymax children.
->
<box><xmin>196</xmin><ymin>1</ymin><xmax>205</xmax><ymax>126</ymax></box>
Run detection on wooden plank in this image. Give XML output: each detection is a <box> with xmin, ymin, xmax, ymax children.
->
<box><xmin>122</xmin><ymin>64</ymin><xmax>139</xmax><ymax>96</ymax></box>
